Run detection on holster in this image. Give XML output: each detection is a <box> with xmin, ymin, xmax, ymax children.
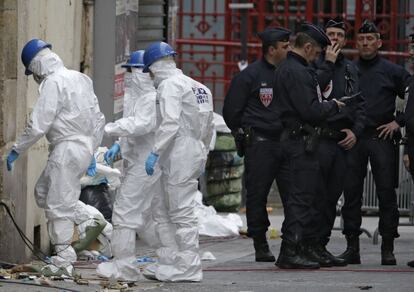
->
<box><xmin>392</xmin><ymin>130</ymin><xmax>402</xmax><ymax>145</ymax></box>
<box><xmin>302</xmin><ymin>124</ymin><xmax>320</xmax><ymax>154</ymax></box>
<box><xmin>232</xmin><ymin>127</ymin><xmax>252</xmax><ymax>157</ymax></box>
<box><xmin>283</xmin><ymin>123</ymin><xmax>320</xmax><ymax>153</ymax></box>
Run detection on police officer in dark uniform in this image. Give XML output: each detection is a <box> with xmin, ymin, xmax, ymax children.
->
<box><xmin>273</xmin><ymin>23</ymin><xmax>345</xmax><ymax>269</ymax></box>
<box><xmin>340</xmin><ymin>20</ymin><xmax>410</xmax><ymax>266</ymax></box>
<box><xmin>402</xmin><ymin>33</ymin><xmax>414</xmax><ymax>268</ymax></box>
<box><xmin>223</xmin><ymin>27</ymin><xmax>291</xmax><ymax>262</ymax></box>
<box><xmin>310</xmin><ymin>19</ymin><xmax>366</xmax><ymax>266</ymax></box>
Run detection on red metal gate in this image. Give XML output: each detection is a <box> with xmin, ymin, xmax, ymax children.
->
<box><xmin>176</xmin><ymin>0</ymin><xmax>414</xmax><ymax>110</ymax></box>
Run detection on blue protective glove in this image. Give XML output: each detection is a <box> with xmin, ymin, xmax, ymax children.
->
<box><xmin>104</xmin><ymin>143</ymin><xmax>121</xmax><ymax>165</ymax></box>
<box><xmin>87</xmin><ymin>156</ymin><xmax>97</xmax><ymax>177</ymax></box>
<box><xmin>145</xmin><ymin>152</ymin><xmax>159</xmax><ymax>176</ymax></box>
<box><xmin>6</xmin><ymin>150</ymin><xmax>19</xmax><ymax>171</ymax></box>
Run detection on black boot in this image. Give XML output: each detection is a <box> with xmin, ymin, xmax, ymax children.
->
<box><xmin>301</xmin><ymin>240</ymin><xmax>333</xmax><ymax>267</ymax></box>
<box><xmin>338</xmin><ymin>235</ymin><xmax>361</xmax><ymax>264</ymax></box>
<box><xmin>253</xmin><ymin>235</ymin><xmax>275</xmax><ymax>262</ymax></box>
<box><xmin>316</xmin><ymin>243</ymin><xmax>347</xmax><ymax>267</ymax></box>
<box><xmin>381</xmin><ymin>237</ymin><xmax>396</xmax><ymax>265</ymax></box>
<box><xmin>275</xmin><ymin>240</ymin><xmax>320</xmax><ymax>269</ymax></box>
<box><xmin>407</xmin><ymin>260</ymin><xmax>414</xmax><ymax>267</ymax></box>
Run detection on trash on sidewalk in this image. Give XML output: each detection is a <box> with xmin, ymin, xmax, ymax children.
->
<box><xmin>79</xmin><ymin>146</ymin><xmax>122</xmax><ymax>222</ymax></box>
<box><xmin>201</xmin><ymin>251</ymin><xmax>216</xmax><ymax>261</ymax></box>
<box><xmin>269</xmin><ymin>227</ymin><xmax>280</xmax><ymax>239</ymax></box>
<box><xmin>195</xmin><ymin>190</ymin><xmax>243</xmax><ymax>237</ymax></box>
<box><xmin>0</xmin><ymin>269</ymin><xmax>12</xmax><ymax>279</ymax></box>
<box><xmin>136</xmin><ymin>256</ymin><xmax>156</xmax><ymax>263</ymax></box>
<box><xmin>0</xmin><ymin>261</ymin><xmax>15</xmax><ymax>269</ymax></box>
<box><xmin>10</xmin><ymin>264</ymin><xmax>41</xmax><ymax>274</ymax></box>
<box><xmin>73</xmin><ymin>200</ymin><xmax>113</xmax><ymax>258</ymax></box>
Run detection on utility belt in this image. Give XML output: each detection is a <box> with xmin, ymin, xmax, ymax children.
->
<box><xmin>318</xmin><ymin>127</ymin><xmax>346</xmax><ymax>142</ymax></box>
<box><xmin>232</xmin><ymin>127</ymin><xmax>281</xmax><ymax>157</ymax></box>
<box><xmin>282</xmin><ymin>123</ymin><xmax>345</xmax><ymax>153</ymax></box>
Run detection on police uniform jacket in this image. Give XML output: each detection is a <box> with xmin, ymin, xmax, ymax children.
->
<box><xmin>223</xmin><ymin>58</ymin><xmax>282</xmax><ymax>137</ymax></box>
<box><xmin>355</xmin><ymin>54</ymin><xmax>410</xmax><ymax>129</ymax></box>
<box><xmin>273</xmin><ymin>51</ymin><xmax>339</xmax><ymax>128</ymax></box>
<box><xmin>313</xmin><ymin>53</ymin><xmax>366</xmax><ymax>137</ymax></box>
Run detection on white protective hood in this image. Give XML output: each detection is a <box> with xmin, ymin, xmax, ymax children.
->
<box><xmin>14</xmin><ymin>50</ymin><xmax>105</xmax><ymax>153</ymax></box>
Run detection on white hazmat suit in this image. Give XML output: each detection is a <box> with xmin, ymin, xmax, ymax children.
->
<box><xmin>96</xmin><ymin>68</ymin><xmax>164</xmax><ymax>281</ymax></box>
<box><xmin>13</xmin><ymin>49</ymin><xmax>105</xmax><ymax>276</ymax></box>
<box><xmin>144</xmin><ymin>58</ymin><xmax>214</xmax><ymax>282</ymax></box>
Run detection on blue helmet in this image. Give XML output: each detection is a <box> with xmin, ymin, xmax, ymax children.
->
<box><xmin>143</xmin><ymin>42</ymin><xmax>176</xmax><ymax>73</ymax></box>
<box><xmin>21</xmin><ymin>39</ymin><xmax>52</xmax><ymax>75</ymax></box>
<box><xmin>121</xmin><ymin>50</ymin><xmax>145</xmax><ymax>68</ymax></box>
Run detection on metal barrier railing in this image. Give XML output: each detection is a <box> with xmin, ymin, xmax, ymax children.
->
<box><xmin>362</xmin><ymin>148</ymin><xmax>414</xmax><ymax>215</ymax></box>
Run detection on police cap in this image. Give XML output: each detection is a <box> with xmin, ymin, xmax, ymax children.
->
<box><xmin>358</xmin><ymin>20</ymin><xmax>379</xmax><ymax>34</ymax></box>
<box><xmin>257</xmin><ymin>27</ymin><xmax>291</xmax><ymax>44</ymax></box>
<box><xmin>325</xmin><ymin>19</ymin><xmax>346</xmax><ymax>31</ymax></box>
<box><xmin>300</xmin><ymin>22</ymin><xmax>331</xmax><ymax>48</ymax></box>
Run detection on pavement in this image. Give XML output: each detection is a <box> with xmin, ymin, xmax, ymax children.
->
<box><xmin>1</xmin><ymin>213</ymin><xmax>414</xmax><ymax>291</ymax></box>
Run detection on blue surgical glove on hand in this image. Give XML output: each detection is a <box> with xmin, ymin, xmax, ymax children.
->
<box><xmin>6</xmin><ymin>150</ymin><xmax>19</xmax><ymax>171</ymax></box>
<box><xmin>87</xmin><ymin>156</ymin><xmax>97</xmax><ymax>177</ymax></box>
<box><xmin>145</xmin><ymin>152</ymin><xmax>159</xmax><ymax>176</ymax></box>
<box><xmin>104</xmin><ymin>143</ymin><xmax>121</xmax><ymax>165</ymax></box>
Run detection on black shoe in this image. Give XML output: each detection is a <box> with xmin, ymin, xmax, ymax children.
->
<box><xmin>338</xmin><ymin>235</ymin><xmax>361</xmax><ymax>264</ymax></box>
<box><xmin>317</xmin><ymin>244</ymin><xmax>347</xmax><ymax>267</ymax></box>
<box><xmin>275</xmin><ymin>240</ymin><xmax>320</xmax><ymax>269</ymax></box>
<box><xmin>407</xmin><ymin>260</ymin><xmax>414</xmax><ymax>267</ymax></box>
<box><xmin>255</xmin><ymin>246</ymin><xmax>276</xmax><ymax>262</ymax></box>
<box><xmin>253</xmin><ymin>236</ymin><xmax>275</xmax><ymax>262</ymax></box>
<box><xmin>381</xmin><ymin>251</ymin><xmax>396</xmax><ymax>265</ymax></box>
<box><xmin>301</xmin><ymin>241</ymin><xmax>333</xmax><ymax>267</ymax></box>
<box><xmin>381</xmin><ymin>237</ymin><xmax>396</xmax><ymax>266</ymax></box>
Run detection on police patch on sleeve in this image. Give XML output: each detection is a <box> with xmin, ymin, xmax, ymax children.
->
<box><xmin>259</xmin><ymin>87</ymin><xmax>273</xmax><ymax>107</ymax></box>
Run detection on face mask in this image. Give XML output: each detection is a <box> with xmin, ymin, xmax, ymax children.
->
<box><xmin>33</xmin><ymin>74</ymin><xmax>45</xmax><ymax>85</ymax></box>
<box><xmin>149</xmin><ymin>58</ymin><xmax>176</xmax><ymax>88</ymax></box>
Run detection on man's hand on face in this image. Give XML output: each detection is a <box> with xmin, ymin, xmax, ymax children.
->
<box><xmin>325</xmin><ymin>43</ymin><xmax>341</xmax><ymax>63</ymax></box>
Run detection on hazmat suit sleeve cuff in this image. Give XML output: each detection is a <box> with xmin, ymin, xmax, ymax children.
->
<box><xmin>104</xmin><ymin>122</ymin><xmax>121</xmax><ymax>136</ymax></box>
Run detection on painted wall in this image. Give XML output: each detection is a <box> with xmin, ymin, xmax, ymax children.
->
<box><xmin>0</xmin><ymin>0</ymin><xmax>83</xmax><ymax>263</ymax></box>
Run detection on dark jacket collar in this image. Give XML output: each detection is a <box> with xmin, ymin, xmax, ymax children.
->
<box><xmin>261</xmin><ymin>57</ymin><xmax>276</xmax><ymax>69</ymax></box>
<box><xmin>288</xmin><ymin>51</ymin><xmax>308</xmax><ymax>66</ymax></box>
<box><xmin>358</xmin><ymin>54</ymin><xmax>380</xmax><ymax>66</ymax></box>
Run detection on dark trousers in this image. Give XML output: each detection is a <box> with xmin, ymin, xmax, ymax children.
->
<box><xmin>279</xmin><ymin>139</ymin><xmax>323</xmax><ymax>243</ymax></box>
<box><xmin>312</xmin><ymin>139</ymin><xmax>347</xmax><ymax>245</ymax></box>
<box><xmin>342</xmin><ymin>137</ymin><xmax>399</xmax><ymax>238</ymax></box>
<box><xmin>406</xmin><ymin>141</ymin><xmax>414</xmax><ymax>177</ymax></box>
<box><xmin>244</xmin><ymin>139</ymin><xmax>289</xmax><ymax>238</ymax></box>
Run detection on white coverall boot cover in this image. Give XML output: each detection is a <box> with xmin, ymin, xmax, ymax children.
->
<box><xmin>144</xmin><ymin>58</ymin><xmax>214</xmax><ymax>282</ymax></box>
<box><xmin>42</xmin><ymin>219</ymin><xmax>77</xmax><ymax>277</ymax></box>
<box><xmin>98</xmin><ymin>68</ymin><xmax>160</xmax><ymax>281</ymax></box>
<box><xmin>96</xmin><ymin>227</ymin><xmax>141</xmax><ymax>281</ymax></box>
<box><xmin>12</xmin><ymin>49</ymin><xmax>105</xmax><ymax>278</ymax></box>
